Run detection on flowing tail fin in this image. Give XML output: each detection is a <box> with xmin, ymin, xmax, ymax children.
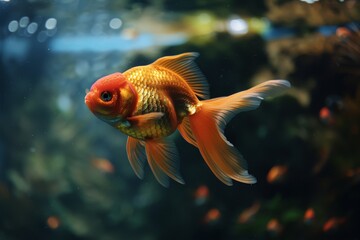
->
<box><xmin>182</xmin><ymin>80</ymin><xmax>290</xmax><ymax>185</ymax></box>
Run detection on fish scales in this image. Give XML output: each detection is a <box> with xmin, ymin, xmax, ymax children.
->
<box><xmin>121</xmin><ymin>66</ymin><xmax>198</xmax><ymax>140</ymax></box>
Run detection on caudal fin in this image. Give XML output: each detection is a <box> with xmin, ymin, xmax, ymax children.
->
<box><xmin>183</xmin><ymin>80</ymin><xmax>290</xmax><ymax>185</ymax></box>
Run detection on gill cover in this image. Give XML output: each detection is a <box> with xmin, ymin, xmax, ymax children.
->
<box><xmin>118</xmin><ymin>77</ymin><xmax>138</xmax><ymax>118</ymax></box>
<box><xmin>85</xmin><ymin>72</ymin><xmax>137</xmax><ymax>120</ymax></box>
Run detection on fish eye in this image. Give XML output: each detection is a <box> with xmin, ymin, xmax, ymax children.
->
<box><xmin>100</xmin><ymin>91</ymin><xmax>112</xmax><ymax>102</ymax></box>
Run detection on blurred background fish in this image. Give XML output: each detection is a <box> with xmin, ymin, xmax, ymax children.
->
<box><xmin>267</xmin><ymin>165</ymin><xmax>288</xmax><ymax>183</ymax></box>
<box><xmin>237</xmin><ymin>201</ymin><xmax>261</xmax><ymax>224</ymax></box>
<box><xmin>194</xmin><ymin>185</ymin><xmax>209</xmax><ymax>205</ymax></box>
<box><xmin>303</xmin><ymin>208</ymin><xmax>315</xmax><ymax>224</ymax></box>
<box><xmin>203</xmin><ymin>208</ymin><xmax>221</xmax><ymax>224</ymax></box>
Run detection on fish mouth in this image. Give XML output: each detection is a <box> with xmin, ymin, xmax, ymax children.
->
<box><xmin>84</xmin><ymin>94</ymin><xmax>90</xmax><ymax>105</ymax></box>
<box><xmin>84</xmin><ymin>91</ymin><xmax>94</xmax><ymax>108</ymax></box>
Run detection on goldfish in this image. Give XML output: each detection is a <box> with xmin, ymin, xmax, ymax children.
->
<box><xmin>267</xmin><ymin>165</ymin><xmax>288</xmax><ymax>183</ymax></box>
<box><xmin>92</xmin><ymin>158</ymin><xmax>115</xmax><ymax>173</ymax></box>
<box><xmin>204</xmin><ymin>208</ymin><xmax>221</xmax><ymax>224</ymax></box>
<box><xmin>323</xmin><ymin>217</ymin><xmax>346</xmax><ymax>232</ymax></box>
<box><xmin>194</xmin><ymin>185</ymin><xmax>209</xmax><ymax>205</ymax></box>
<box><xmin>47</xmin><ymin>216</ymin><xmax>60</xmax><ymax>229</ymax></box>
<box><xmin>319</xmin><ymin>106</ymin><xmax>333</xmax><ymax>124</ymax></box>
<box><xmin>304</xmin><ymin>208</ymin><xmax>315</xmax><ymax>224</ymax></box>
<box><xmin>336</xmin><ymin>27</ymin><xmax>352</xmax><ymax>39</ymax></box>
<box><xmin>238</xmin><ymin>201</ymin><xmax>260</xmax><ymax>224</ymax></box>
<box><xmin>85</xmin><ymin>53</ymin><xmax>290</xmax><ymax>186</ymax></box>
<box><xmin>267</xmin><ymin>218</ymin><xmax>282</xmax><ymax>235</ymax></box>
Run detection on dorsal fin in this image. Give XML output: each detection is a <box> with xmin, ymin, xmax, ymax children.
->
<box><xmin>151</xmin><ymin>52</ymin><xmax>210</xmax><ymax>99</ymax></box>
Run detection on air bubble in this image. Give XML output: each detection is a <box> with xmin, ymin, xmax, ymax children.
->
<box><xmin>27</xmin><ymin>22</ymin><xmax>38</xmax><ymax>34</ymax></box>
<box><xmin>8</xmin><ymin>20</ymin><xmax>18</xmax><ymax>32</ymax></box>
<box><xmin>45</xmin><ymin>18</ymin><xmax>57</xmax><ymax>30</ymax></box>
<box><xmin>109</xmin><ymin>18</ymin><xmax>122</xmax><ymax>29</ymax></box>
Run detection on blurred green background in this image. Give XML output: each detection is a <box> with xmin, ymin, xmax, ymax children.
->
<box><xmin>1</xmin><ymin>0</ymin><xmax>360</xmax><ymax>239</ymax></box>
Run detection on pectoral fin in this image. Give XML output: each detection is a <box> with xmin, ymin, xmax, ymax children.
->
<box><xmin>127</xmin><ymin>112</ymin><xmax>164</xmax><ymax>127</ymax></box>
<box><xmin>126</xmin><ymin>137</ymin><xmax>146</xmax><ymax>179</ymax></box>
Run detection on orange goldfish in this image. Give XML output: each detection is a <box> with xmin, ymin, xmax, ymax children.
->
<box><xmin>85</xmin><ymin>53</ymin><xmax>290</xmax><ymax>186</ymax></box>
<box><xmin>304</xmin><ymin>208</ymin><xmax>315</xmax><ymax>223</ymax></box>
<box><xmin>267</xmin><ymin>165</ymin><xmax>288</xmax><ymax>183</ymax></box>
<box><xmin>194</xmin><ymin>185</ymin><xmax>209</xmax><ymax>205</ymax></box>
<box><xmin>204</xmin><ymin>208</ymin><xmax>221</xmax><ymax>224</ymax></box>
<box><xmin>47</xmin><ymin>216</ymin><xmax>60</xmax><ymax>229</ymax></box>
<box><xmin>92</xmin><ymin>158</ymin><xmax>115</xmax><ymax>173</ymax></box>
<box><xmin>238</xmin><ymin>201</ymin><xmax>261</xmax><ymax>223</ymax></box>
<box><xmin>323</xmin><ymin>217</ymin><xmax>346</xmax><ymax>232</ymax></box>
<box><xmin>267</xmin><ymin>218</ymin><xmax>282</xmax><ymax>235</ymax></box>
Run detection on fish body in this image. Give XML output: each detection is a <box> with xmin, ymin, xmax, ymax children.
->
<box><xmin>120</xmin><ymin>64</ymin><xmax>200</xmax><ymax>139</ymax></box>
<box><xmin>85</xmin><ymin>53</ymin><xmax>290</xmax><ymax>186</ymax></box>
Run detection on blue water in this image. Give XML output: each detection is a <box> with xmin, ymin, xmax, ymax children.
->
<box><xmin>1</xmin><ymin>1</ymin><xmax>359</xmax><ymax>240</ymax></box>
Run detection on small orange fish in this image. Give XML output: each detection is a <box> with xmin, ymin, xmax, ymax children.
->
<box><xmin>345</xmin><ymin>167</ymin><xmax>360</xmax><ymax>177</ymax></box>
<box><xmin>323</xmin><ymin>217</ymin><xmax>346</xmax><ymax>232</ymax></box>
<box><xmin>204</xmin><ymin>208</ymin><xmax>221</xmax><ymax>224</ymax></box>
<box><xmin>319</xmin><ymin>106</ymin><xmax>335</xmax><ymax>125</ymax></box>
<box><xmin>267</xmin><ymin>218</ymin><xmax>282</xmax><ymax>235</ymax></box>
<box><xmin>267</xmin><ymin>165</ymin><xmax>288</xmax><ymax>183</ymax></box>
<box><xmin>304</xmin><ymin>208</ymin><xmax>315</xmax><ymax>223</ymax></box>
<box><xmin>238</xmin><ymin>201</ymin><xmax>260</xmax><ymax>224</ymax></box>
<box><xmin>85</xmin><ymin>53</ymin><xmax>290</xmax><ymax>186</ymax></box>
<box><xmin>336</xmin><ymin>27</ymin><xmax>351</xmax><ymax>39</ymax></box>
<box><xmin>194</xmin><ymin>185</ymin><xmax>209</xmax><ymax>205</ymax></box>
<box><xmin>92</xmin><ymin>158</ymin><xmax>115</xmax><ymax>173</ymax></box>
<box><xmin>47</xmin><ymin>216</ymin><xmax>60</xmax><ymax>229</ymax></box>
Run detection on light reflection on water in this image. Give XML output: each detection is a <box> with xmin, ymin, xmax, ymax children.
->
<box><xmin>50</xmin><ymin>33</ymin><xmax>188</xmax><ymax>52</ymax></box>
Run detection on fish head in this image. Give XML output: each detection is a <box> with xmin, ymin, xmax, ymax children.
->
<box><xmin>85</xmin><ymin>72</ymin><xmax>137</xmax><ymax>124</ymax></box>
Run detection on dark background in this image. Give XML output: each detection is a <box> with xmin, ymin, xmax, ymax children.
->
<box><xmin>1</xmin><ymin>0</ymin><xmax>360</xmax><ymax>239</ymax></box>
